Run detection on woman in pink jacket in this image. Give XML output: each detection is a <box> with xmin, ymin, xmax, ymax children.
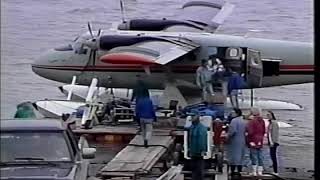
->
<box><xmin>246</xmin><ymin>108</ymin><xmax>266</xmax><ymax>176</ymax></box>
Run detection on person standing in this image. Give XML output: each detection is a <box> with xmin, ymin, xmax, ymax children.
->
<box><xmin>227</xmin><ymin>108</ymin><xmax>247</xmax><ymax>175</ymax></box>
<box><xmin>131</xmin><ymin>75</ymin><xmax>150</xmax><ymax>128</ymax></box>
<box><xmin>196</xmin><ymin>59</ymin><xmax>214</xmax><ymax>100</ymax></box>
<box><xmin>188</xmin><ymin>115</ymin><xmax>208</xmax><ymax>180</ymax></box>
<box><xmin>267</xmin><ymin>111</ymin><xmax>280</xmax><ymax>175</ymax></box>
<box><xmin>135</xmin><ymin>96</ymin><xmax>156</xmax><ymax>148</ymax></box>
<box><xmin>196</xmin><ymin>59</ymin><xmax>207</xmax><ymax>91</ymax></box>
<box><xmin>246</xmin><ymin>108</ymin><xmax>266</xmax><ymax>176</ymax></box>
<box><xmin>213</xmin><ymin>117</ymin><xmax>224</xmax><ymax>172</ymax></box>
<box><xmin>227</xmin><ymin>68</ymin><xmax>246</xmax><ymax>108</ymax></box>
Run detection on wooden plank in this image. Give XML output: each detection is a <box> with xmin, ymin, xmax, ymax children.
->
<box><xmin>73</xmin><ymin>126</ymin><xmax>172</xmax><ymax>136</ymax></box>
<box><xmin>100</xmin><ymin>172</ymin><xmax>135</xmax><ymax>178</ymax></box>
<box><xmin>100</xmin><ymin>135</ymin><xmax>174</xmax><ymax>177</ymax></box>
<box><xmin>73</xmin><ymin>126</ymin><xmax>137</xmax><ymax>135</ymax></box>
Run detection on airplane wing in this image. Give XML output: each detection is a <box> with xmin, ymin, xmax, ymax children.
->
<box><xmin>99</xmin><ymin>37</ymin><xmax>200</xmax><ymax>65</ymax></box>
<box><xmin>116</xmin><ymin>0</ymin><xmax>234</xmax><ymax>33</ymax></box>
<box><xmin>174</xmin><ymin>0</ymin><xmax>235</xmax><ymax>31</ymax></box>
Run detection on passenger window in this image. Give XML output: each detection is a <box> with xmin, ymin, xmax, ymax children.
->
<box><xmin>229</xmin><ymin>48</ymin><xmax>238</xmax><ymax>57</ymax></box>
<box><xmin>225</xmin><ymin>47</ymin><xmax>242</xmax><ymax>60</ymax></box>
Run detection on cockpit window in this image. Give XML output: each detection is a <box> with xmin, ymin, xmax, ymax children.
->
<box><xmin>75</xmin><ymin>48</ymin><xmax>88</xmax><ymax>54</ymax></box>
<box><xmin>55</xmin><ymin>44</ymin><xmax>73</xmax><ymax>51</ymax></box>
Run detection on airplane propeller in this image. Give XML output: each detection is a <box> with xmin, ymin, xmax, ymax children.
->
<box><xmin>120</xmin><ymin>0</ymin><xmax>126</xmax><ymax>23</ymax></box>
<box><xmin>82</xmin><ymin>22</ymin><xmax>102</xmax><ymax>69</ymax></box>
<box><xmin>88</xmin><ymin>22</ymin><xmax>94</xmax><ymax>38</ymax></box>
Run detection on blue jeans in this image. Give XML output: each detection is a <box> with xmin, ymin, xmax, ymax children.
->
<box><xmin>250</xmin><ymin>148</ymin><xmax>264</xmax><ymax>166</ymax></box>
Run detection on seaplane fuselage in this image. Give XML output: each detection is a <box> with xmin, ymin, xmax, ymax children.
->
<box><xmin>31</xmin><ymin>31</ymin><xmax>313</xmax><ymax>89</ymax></box>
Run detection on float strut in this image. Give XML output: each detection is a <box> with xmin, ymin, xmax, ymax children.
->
<box><xmin>250</xmin><ymin>88</ymin><xmax>254</xmax><ymax>107</ymax></box>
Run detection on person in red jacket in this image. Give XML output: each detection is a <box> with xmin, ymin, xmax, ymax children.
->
<box><xmin>246</xmin><ymin>108</ymin><xmax>266</xmax><ymax>176</ymax></box>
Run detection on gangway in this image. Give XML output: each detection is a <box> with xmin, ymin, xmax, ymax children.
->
<box><xmin>98</xmin><ymin>134</ymin><xmax>174</xmax><ymax>180</ymax></box>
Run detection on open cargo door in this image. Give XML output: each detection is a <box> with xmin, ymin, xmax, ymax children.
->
<box><xmin>246</xmin><ymin>48</ymin><xmax>263</xmax><ymax>88</ymax></box>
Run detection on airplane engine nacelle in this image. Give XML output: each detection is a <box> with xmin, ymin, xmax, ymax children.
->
<box><xmin>117</xmin><ymin>19</ymin><xmax>204</xmax><ymax>32</ymax></box>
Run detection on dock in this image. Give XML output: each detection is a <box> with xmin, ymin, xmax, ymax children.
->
<box><xmin>72</xmin><ymin>121</ymin><xmax>313</xmax><ymax>180</ymax></box>
<box><xmin>98</xmin><ymin>134</ymin><xmax>174</xmax><ymax>179</ymax></box>
<box><xmin>73</xmin><ymin>126</ymin><xmax>138</xmax><ymax>135</ymax></box>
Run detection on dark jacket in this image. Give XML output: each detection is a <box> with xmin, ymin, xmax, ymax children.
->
<box><xmin>131</xmin><ymin>80</ymin><xmax>150</xmax><ymax>101</ymax></box>
<box><xmin>188</xmin><ymin>122</ymin><xmax>208</xmax><ymax>157</ymax></box>
<box><xmin>227</xmin><ymin>72</ymin><xmax>246</xmax><ymax>95</ymax></box>
<box><xmin>135</xmin><ymin>97</ymin><xmax>156</xmax><ymax>123</ymax></box>
<box><xmin>246</xmin><ymin>116</ymin><xmax>265</xmax><ymax>149</ymax></box>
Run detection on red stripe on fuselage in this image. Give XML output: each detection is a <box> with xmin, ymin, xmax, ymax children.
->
<box><xmin>279</xmin><ymin>65</ymin><xmax>314</xmax><ymax>69</ymax></box>
<box><xmin>32</xmin><ymin>64</ymin><xmax>314</xmax><ymax>73</ymax></box>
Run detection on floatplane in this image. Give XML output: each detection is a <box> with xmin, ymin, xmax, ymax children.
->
<box><xmin>29</xmin><ymin>0</ymin><xmax>312</xmax><ymax>127</ymax></box>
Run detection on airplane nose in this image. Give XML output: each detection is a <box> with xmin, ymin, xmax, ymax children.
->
<box><xmin>31</xmin><ymin>49</ymin><xmax>71</xmax><ymax>82</ymax></box>
<box><xmin>32</xmin><ymin>48</ymin><xmax>80</xmax><ymax>83</ymax></box>
<box><xmin>31</xmin><ymin>51</ymin><xmax>51</xmax><ymax>78</ymax></box>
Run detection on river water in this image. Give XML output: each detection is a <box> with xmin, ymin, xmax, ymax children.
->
<box><xmin>1</xmin><ymin>0</ymin><xmax>314</xmax><ymax>171</ymax></box>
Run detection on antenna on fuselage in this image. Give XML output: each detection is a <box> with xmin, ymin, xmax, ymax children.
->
<box><xmin>120</xmin><ymin>0</ymin><xmax>126</xmax><ymax>23</ymax></box>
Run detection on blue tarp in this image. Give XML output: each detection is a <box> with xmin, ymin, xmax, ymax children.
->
<box><xmin>182</xmin><ymin>103</ymin><xmax>225</xmax><ymax>119</ymax></box>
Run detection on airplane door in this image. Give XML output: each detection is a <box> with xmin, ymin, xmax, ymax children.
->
<box><xmin>246</xmin><ymin>49</ymin><xmax>263</xmax><ymax>87</ymax></box>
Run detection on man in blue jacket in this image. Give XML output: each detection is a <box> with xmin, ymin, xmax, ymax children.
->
<box><xmin>135</xmin><ymin>96</ymin><xmax>156</xmax><ymax>148</ymax></box>
<box><xmin>227</xmin><ymin>68</ymin><xmax>246</xmax><ymax>108</ymax></box>
<box><xmin>131</xmin><ymin>75</ymin><xmax>150</xmax><ymax>129</ymax></box>
<box><xmin>188</xmin><ymin>115</ymin><xmax>208</xmax><ymax>180</ymax></box>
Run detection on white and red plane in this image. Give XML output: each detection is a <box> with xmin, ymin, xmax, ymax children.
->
<box><xmin>31</xmin><ymin>0</ymin><xmax>313</xmax><ymax>107</ymax></box>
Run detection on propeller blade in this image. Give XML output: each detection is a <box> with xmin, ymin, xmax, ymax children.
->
<box><xmin>120</xmin><ymin>0</ymin><xmax>125</xmax><ymax>23</ymax></box>
<box><xmin>93</xmin><ymin>49</ymin><xmax>97</xmax><ymax>66</ymax></box>
<box><xmin>97</xmin><ymin>29</ymin><xmax>101</xmax><ymax>37</ymax></box>
<box><xmin>87</xmin><ymin>22</ymin><xmax>94</xmax><ymax>38</ymax></box>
